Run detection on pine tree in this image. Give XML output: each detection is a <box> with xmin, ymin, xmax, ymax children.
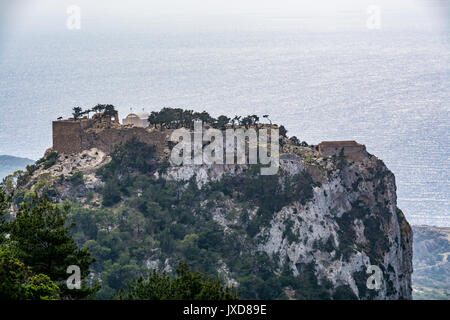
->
<box><xmin>119</xmin><ymin>263</ymin><xmax>238</xmax><ymax>300</ymax></box>
<box><xmin>8</xmin><ymin>194</ymin><xmax>98</xmax><ymax>299</ymax></box>
<box><xmin>0</xmin><ymin>249</ymin><xmax>60</xmax><ymax>300</ymax></box>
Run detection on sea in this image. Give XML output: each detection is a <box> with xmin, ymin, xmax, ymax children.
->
<box><xmin>0</xmin><ymin>7</ymin><xmax>448</xmax><ymax>227</ymax></box>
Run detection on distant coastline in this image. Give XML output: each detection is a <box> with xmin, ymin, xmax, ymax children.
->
<box><xmin>0</xmin><ymin>155</ymin><xmax>35</xmax><ymax>179</ymax></box>
<box><xmin>412</xmin><ymin>225</ymin><xmax>450</xmax><ymax>300</ymax></box>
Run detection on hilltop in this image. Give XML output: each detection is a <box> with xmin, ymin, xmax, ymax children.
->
<box><xmin>4</xmin><ymin>107</ymin><xmax>413</xmax><ymax>299</ymax></box>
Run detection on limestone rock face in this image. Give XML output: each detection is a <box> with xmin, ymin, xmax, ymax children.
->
<box><xmin>15</xmin><ymin>140</ymin><xmax>413</xmax><ymax>300</ymax></box>
<box><xmin>160</xmin><ymin>150</ymin><xmax>413</xmax><ymax>299</ymax></box>
<box><xmin>16</xmin><ymin>148</ymin><xmax>109</xmax><ymax>202</ymax></box>
<box><xmin>259</xmin><ymin>157</ymin><xmax>412</xmax><ymax>299</ymax></box>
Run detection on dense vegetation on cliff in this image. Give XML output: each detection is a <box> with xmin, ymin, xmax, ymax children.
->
<box><xmin>1</xmin><ymin>108</ymin><xmax>413</xmax><ymax>300</ymax></box>
<box><xmin>2</xmin><ymin>135</ymin><xmax>334</xmax><ymax>299</ymax></box>
<box><xmin>62</xmin><ymin>138</ymin><xmax>325</xmax><ymax>299</ymax></box>
<box><xmin>0</xmin><ymin>188</ymin><xmax>237</xmax><ymax>300</ymax></box>
<box><xmin>0</xmin><ymin>190</ymin><xmax>96</xmax><ymax>299</ymax></box>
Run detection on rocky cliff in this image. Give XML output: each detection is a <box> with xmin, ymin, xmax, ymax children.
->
<box><xmin>7</xmin><ymin>134</ymin><xmax>413</xmax><ymax>300</ymax></box>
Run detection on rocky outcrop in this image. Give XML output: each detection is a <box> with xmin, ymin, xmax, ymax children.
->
<box><xmin>12</xmin><ymin>137</ymin><xmax>413</xmax><ymax>300</ymax></box>
<box><xmin>158</xmin><ymin>148</ymin><xmax>413</xmax><ymax>299</ymax></box>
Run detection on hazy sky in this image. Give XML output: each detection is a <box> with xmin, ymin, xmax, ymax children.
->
<box><xmin>1</xmin><ymin>0</ymin><xmax>448</xmax><ymax>35</ymax></box>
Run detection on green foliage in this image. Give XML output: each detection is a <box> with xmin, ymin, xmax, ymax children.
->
<box><xmin>26</xmin><ymin>164</ymin><xmax>38</xmax><ymax>176</ymax></box>
<box><xmin>236</xmin><ymin>253</ymin><xmax>283</xmax><ymax>299</ymax></box>
<box><xmin>64</xmin><ymin>158</ymin><xmax>319</xmax><ymax>299</ymax></box>
<box><xmin>207</xmin><ymin>167</ymin><xmax>315</xmax><ymax>236</ymax></box>
<box><xmin>23</xmin><ymin>274</ymin><xmax>61</xmax><ymax>300</ymax></box>
<box><xmin>44</xmin><ymin>152</ymin><xmax>58</xmax><ymax>169</ymax></box>
<box><xmin>0</xmin><ymin>249</ymin><xmax>60</xmax><ymax>300</ymax></box>
<box><xmin>101</xmin><ymin>181</ymin><xmax>122</xmax><ymax>206</ymax></box>
<box><xmin>335</xmin><ymin>202</ymin><xmax>367</xmax><ymax>261</ymax></box>
<box><xmin>73</xmin><ymin>104</ymin><xmax>116</xmax><ymax>119</ymax></box>
<box><xmin>67</xmin><ymin>171</ymin><xmax>84</xmax><ymax>187</ymax></box>
<box><xmin>92</xmin><ymin>104</ymin><xmax>106</xmax><ymax>113</ymax></box>
<box><xmin>332</xmin><ymin>285</ymin><xmax>358</xmax><ymax>300</ymax></box>
<box><xmin>289</xmin><ymin>136</ymin><xmax>300</xmax><ymax>146</ymax></box>
<box><xmin>7</xmin><ymin>194</ymin><xmax>97</xmax><ymax>299</ymax></box>
<box><xmin>72</xmin><ymin>106</ymin><xmax>83</xmax><ymax>119</ymax></box>
<box><xmin>216</xmin><ymin>115</ymin><xmax>231</xmax><ymax>130</ymax></box>
<box><xmin>283</xmin><ymin>219</ymin><xmax>297</xmax><ymax>244</ymax></box>
<box><xmin>287</xmin><ymin>263</ymin><xmax>331</xmax><ymax>300</ymax></box>
<box><xmin>148</xmin><ymin>108</ymin><xmax>215</xmax><ymax>130</ymax></box>
<box><xmin>336</xmin><ymin>148</ymin><xmax>347</xmax><ymax>170</ymax></box>
<box><xmin>239</xmin><ymin>262</ymin><xmax>333</xmax><ymax>300</ymax></box>
<box><xmin>4</xmin><ymin>107</ymin><xmax>326</xmax><ymax>300</ymax></box>
<box><xmin>102</xmin><ymin>260</ymin><xmax>145</xmax><ymax>294</ymax></box>
<box><xmin>0</xmin><ymin>249</ymin><xmax>31</xmax><ymax>300</ymax></box>
<box><xmin>98</xmin><ymin>137</ymin><xmax>156</xmax><ymax>179</ymax></box>
<box><xmin>103</xmin><ymin>104</ymin><xmax>117</xmax><ymax>117</ymax></box>
<box><xmin>32</xmin><ymin>151</ymin><xmax>58</xmax><ymax>170</ymax></box>
<box><xmin>240</xmin><ymin>115</ymin><xmax>259</xmax><ymax>129</ymax></box>
<box><xmin>147</xmin><ymin>108</ymin><xmax>268</xmax><ymax>130</ymax></box>
<box><xmin>279</xmin><ymin>125</ymin><xmax>287</xmax><ymax>137</ymax></box>
<box><xmin>119</xmin><ymin>263</ymin><xmax>238</xmax><ymax>300</ymax></box>
<box><xmin>363</xmin><ymin>215</ymin><xmax>389</xmax><ymax>264</ymax></box>
<box><xmin>97</xmin><ymin>137</ymin><xmax>157</xmax><ymax>207</ymax></box>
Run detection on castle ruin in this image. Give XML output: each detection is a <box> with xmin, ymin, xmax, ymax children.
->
<box><xmin>52</xmin><ymin>111</ymin><xmax>367</xmax><ymax>163</ymax></box>
<box><xmin>52</xmin><ymin>112</ymin><xmax>169</xmax><ymax>156</ymax></box>
<box><xmin>318</xmin><ymin>141</ymin><xmax>367</xmax><ymax>161</ymax></box>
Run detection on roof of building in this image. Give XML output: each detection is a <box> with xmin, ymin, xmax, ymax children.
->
<box><xmin>125</xmin><ymin>112</ymin><xmax>149</xmax><ymax>120</ymax></box>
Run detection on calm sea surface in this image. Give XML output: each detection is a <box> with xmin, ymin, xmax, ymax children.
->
<box><xmin>0</xmin><ymin>28</ymin><xmax>448</xmax><ymax>226</ymax></box>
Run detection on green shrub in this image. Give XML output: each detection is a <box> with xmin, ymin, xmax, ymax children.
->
<box><xmin>119</xmin><ymin>263</ymin><xmax>238</xmax><ymax>300</ymax></box>
<box><xmin>333</xmin><ymin>285</ymin><xmax>357</xmax><ymax>300</ymax></box>
<box><xmin>102</xmin><ymin>180</ymin><xmax>122</xmax><ymax>206</ymax></box>
<box><xmin>68</xmin><ymin>171</ymin><xmax>84</xmax><ymax>187</ymax></box>
<box><xmin>97</xmin><ymin>136</ymin><xmax>156</xmax><ymax>180</ymax></box>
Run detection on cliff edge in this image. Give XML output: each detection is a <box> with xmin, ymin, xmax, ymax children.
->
<box><xmin>7</xmin><ymin>126</ymin><xmax>413</xmax><ymax>299</ymax></box>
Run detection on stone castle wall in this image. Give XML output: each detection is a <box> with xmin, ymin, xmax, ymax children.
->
<box><xmin>52</xmin><ymin>120</ymin><xmax>90</xmax><ymax>155</ymax></box>
<box><xmin>53</xmin><ymin>119</ymin><xmax>368</xmax><ymax>163</ymax></box>
<box><xmin>318</xmin><ymin>141</ymin><xmax>367</xmax><ymax>161</ymax></box>
<box><xmin>53</xmin><ymin>119</ymin><xmax>171</xmax><ymax>156</ymax></box>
